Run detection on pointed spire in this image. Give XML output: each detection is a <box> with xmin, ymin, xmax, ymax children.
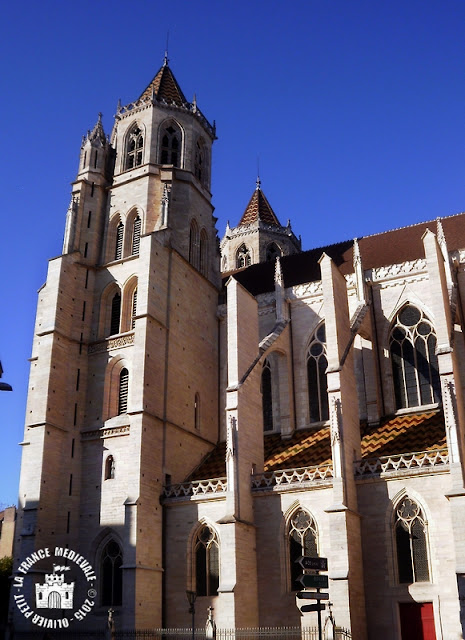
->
<box><xmin>88</xmin><ymin>112</ymin><xmax>106</xmax><ymax>145</ymax></box>
<box><xmin>139</xmin><ymin>59</ymin><xmax>187</xmax><ymax>105</ymax></box>
<box><xmin>239</xmin><ymin>180</ymin><xmax>281</xmax><ymax>226</ymax></box>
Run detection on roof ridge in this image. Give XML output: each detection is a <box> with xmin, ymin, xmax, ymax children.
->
<box><xmin>360</xmin><ymin>211</ymin><xmax>465</xmax><ymax>241</ymax></box>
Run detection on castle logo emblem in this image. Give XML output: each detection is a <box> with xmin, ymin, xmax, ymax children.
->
<box><xmin>35</xmin><ymin>565</ymin><xmax>74</xmax><ymax>609</ymax></box>
<box><xmin>14</xmin><ymin>546</ymin><xmax>97</xmax><ymax>629</ymax></box>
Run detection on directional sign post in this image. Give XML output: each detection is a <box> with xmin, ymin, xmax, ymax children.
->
<box><xmin>300</xmin><ymin>604</ymin><xmax>326</xmax><ymax>613</ymax></box>
<box><xmin>295</xmin><ymin>556</ymin><xmax>329</xmax><ymax>640</ymax></box>
<box><xmin>297</xmin><ymin>556</ymin><xmax>328</xmax><ymax>571</ymax></box>
<box><xmin>298</xmin><ymin>574</ymin><xmax>329</xmax><ymax>589</ymax></box>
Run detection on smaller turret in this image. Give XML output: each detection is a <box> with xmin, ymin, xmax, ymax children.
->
<box><xmin>220</xmin><ymin>179</ymin><xmax>301</xmax><ymax>272</ymax></box>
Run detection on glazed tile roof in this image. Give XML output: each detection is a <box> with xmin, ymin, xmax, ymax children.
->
<box><xmin>223</xmin><ymin>212</ymin><xmax>465</xmax><ymax>296</ymax></box>
<box><xmin>239</xmin><ymin>185</ymin><xmax>282</xmax><ymax>227</ymax></box>
<box><xmin>139</xmin><ymin>62</ymin><xmax>187</xmax><ymax>105</ymax></box>
<box><xmin>187</xmin><ymin>411</ymin><xmax>446</xmax><ymax>481</ymax></box>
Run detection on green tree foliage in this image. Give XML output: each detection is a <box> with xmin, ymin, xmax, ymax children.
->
<box><xmin>0</xmin><ymin>556</ymin><xmax>13</xmax><ymax>623</ymax></box>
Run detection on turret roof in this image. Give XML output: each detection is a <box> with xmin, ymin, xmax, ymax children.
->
<box><xmin>239</xmin><ymin>180</ymin><xmax>281</xmax><ymax>226</ymax></box>
<box><xmin>139</xmin><ymin>58</ymin><xmax>188</xmax><ymax>105</ymax></box>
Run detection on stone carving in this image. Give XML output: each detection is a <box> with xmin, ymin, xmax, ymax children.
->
<box><xmin>354</xmin><ymin>448</ymin><xmax>449</xmax><ymax>477</ymax></box>
<box><xmin>88</xmin><ymin>333</ymin><xmax>134</xmax><ymax>354</ymax></box>
<box><xmin>370</xmin><ymin>258</ymin><xmax>426</xmax><ymax>281</ymax></box>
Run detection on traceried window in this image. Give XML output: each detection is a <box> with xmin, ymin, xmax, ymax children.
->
<box><xmin>288</xmin><ymin>509</ymin><xmax>318</xmax><ymax>591</ymax></box>
<box><xmin>395</xmin><ymin>497</ymin><xmax>430</xmax><ymax>583</ymax></box>
<box><xmin>236</xmin><ymin>244</ymin><xmax>251</xmax><ymax>269</ymax></box>
<box><xmin>110</xmin><ymin>293</ymin><xmax>121</xmax><ymax>335</ymax></box>
<box><xmin>262</xmin><ymin>359</ymin><xmax>273</xmax><ymax>432</ymax></box>
<box><xmin>115</xmin><ymin>222</ymin><xmax>124</xmax><ymax>260</ymax></box>
<box><xmin>266</xmin><ymin>243</ymin><xmax>281</xmax><ymax>262</ymax></box>
<box><xmin>132</xmin><ymin>216</ymin><xmax>141</xmax><ymax>255</ymax></box>
<box><xmin>126</xmin><ymin>125</ymin><xmax>144</xmax><ymax>170</ymax></box>
<box><xmin>160</xmin><ymin>123</ymin><xmax>181</xmax><ymax>167</ymax></box>
<box><xmin>194</xmin><ymin>139</ymin><xmax>207</xmax><ymax>186</ymax></box>
<box><xmin>118</xmin><ymin>368</ymin><xmax>129</xmax><ymax>414</ymax></box>
<box><xmin>195</xmin><ymin>525</ymin><xmax>219</xmax><ymax>596</ymax></box>
<box><xmin>307</xmin><ymin>324</ymin><xmax>329</xmax><ymax>423</ymax></box>
<box><xmin>390</xmin><ymin>305</ymin><xmax>441</xmax><ymax>410</ymax></box>
<box><xmin>101</xmin><ymin>540</ymin><xmax>123</xmax><ymax>606</ymax></box>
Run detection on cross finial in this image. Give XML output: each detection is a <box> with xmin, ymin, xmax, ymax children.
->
<box><xmin>164</xmin><ymin>31</ymin><xmax>170</xmax><ymax>66</ymax></box>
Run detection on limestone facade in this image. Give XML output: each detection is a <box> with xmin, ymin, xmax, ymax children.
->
<box><xmin>11</xmin><ymin>60</ymin><xmax>465</xmax><ymax>640</ymax></box>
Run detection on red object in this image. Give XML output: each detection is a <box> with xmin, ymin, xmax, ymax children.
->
<box><xmin>399</xmin><ymin>602</ymin><xmax>437</xmax><ymax>640</ymax></box>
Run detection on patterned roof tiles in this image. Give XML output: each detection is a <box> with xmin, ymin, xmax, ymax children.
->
<box><xmin>239</xmin><ymin>186</ymin><xmax>281</xmax><ymax>227</ymax></box>
<box><xmin>187</xmin><ymin>411</ymin><xmax>446</xmax><ymax>482</ymax></box>
<box><xmin>139</xmin><ymin>63</ymin><xmax>187</xmax><ymax>105</ymax></box>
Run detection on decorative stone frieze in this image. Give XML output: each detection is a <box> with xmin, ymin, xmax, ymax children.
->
<box><xmin>81</xmin><ymin>425</ymin><xmax>130</xmax><ymax>440</ymax></box>
<box><xmin>354</xmin><ymin>448</ymin><xmax>449</xmax><ymax>478</ymax></box>
<box><xmin>88</xmin><ymin>333</ymin><xmax>135</xmax><ymax>354</ymax></box>
<box><xmin>251</xmin><ymin>463</ymin><xmax>334</xmax><ymax>491</ymax></box>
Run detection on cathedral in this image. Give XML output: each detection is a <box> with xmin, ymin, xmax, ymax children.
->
<box><xmin>11</xmin><ymin>58</ymin><xmax>465</xmax><ymax>640</ymax></box>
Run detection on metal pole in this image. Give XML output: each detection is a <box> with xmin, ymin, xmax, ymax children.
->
<box><xmin>317</xmin><ymin>589</ymin><xmax>322</xmax><ymax>640</ymax></box>
<box><xmin>192</xmin><ymin>603</ymin><xmax>195</xmax><ymax>640</ymax></box>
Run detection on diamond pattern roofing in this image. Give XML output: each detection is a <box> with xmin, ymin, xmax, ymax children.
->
<box><xmin>187</xmin><ymin>411</ymin><xmax>446</xmax><ymax>481</ymax></box>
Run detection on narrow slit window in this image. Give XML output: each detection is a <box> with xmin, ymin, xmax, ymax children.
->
<box><xmin>132</xmin><ymin>216</ymin><xmax>141</xmax><ymax>256</ymax></box>
<box><xmin>118</xmin><ymin>369</ymin><xmax>129</xmax><ymax>414</ymax></box>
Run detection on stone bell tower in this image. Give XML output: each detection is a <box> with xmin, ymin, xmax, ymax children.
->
<box><xmin>14</xmin><ymin>56</ymin><xmax>220</xmax><ymax>630</ymax></box>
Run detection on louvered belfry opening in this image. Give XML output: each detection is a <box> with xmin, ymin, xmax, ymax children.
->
<box><xmin>118</xmin><ymin>368</ymin><xmax>129</xmax><ymax>414</ymax></box>
<box><xmin>115</xmin><ymin>222</ymin><xmax>124</xmax><ymax>260</ymax></box>
<box><xmin>132</xmin><ymin>216</ymin><xmax>141</xmax><ymax>255</ymax></box>
<box><xmin>110</xmin><ymin>293</ymin><xmax>121</xmax><ymax>335</ymax></box>
<box><xmin>131</xmin><ymin>288</ymin><xmax>138</xmax><ymax>329</ymax></box>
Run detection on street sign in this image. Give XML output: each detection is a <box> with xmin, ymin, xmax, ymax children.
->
<box><xmin>297</xmin><ymin>556</ymin><xmax>328</xmax><ymax>571</ymax></box>
<box><xmin>298</xmin><ymin>574</ymin><xmax>329</xmax><ymax>589</ymax></box>
<box><xmin>296</xmin><ymin>591</ymin><xmax>330</xmax><ymax>601</ymax></box>
<box><xmin>300</xmin><ymin>604</ymin><xmax>326</xmax><ymax>613</ymax></box>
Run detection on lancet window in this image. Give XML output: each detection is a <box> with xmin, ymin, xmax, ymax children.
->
<box><xmin>118</xmin><ymin>368</ymin><xmax>129</xmax><ymax>414</ymax></box>
<box><xmin>266</xmin><ymin>243</ymin><xmax>281</xmax><ymax>262</ymax></box>
<box><xmin>262</xmin><ymin>359</ymin><xmax>273</xmax><ymax>432</ymax></box>
<box><xmin>194</xmin><ymin>525</ymin><xmax>219</xmax><ymax>596</ymax></box>
<box><xmin>288</xmin><ymin>509</ymin><xmax>318</xmax><ymax>591</ymax></box>
<box><xmin>132</xmin><ymin>216</ymin><xmax>141</xmax><ymax>256</ymax></box>
<box><xmin>115</xmin><ymin>223</ymin><xmax>124</xmax><ymax>261</ymax></box>
<box><xmin>126</xmin><ymin>125</ymin><xmax>144</xmax><ymax>170</ymax></box>
<box><xmin>307</xmin><ymin>324</ymin><xmax>329</xmax><ymax>423</ymax></box>
<box><xmin>105</xmin><ymin>455</ymin><xmax>115</xmax><ymax>480</ymax></box>
<box><xmin>236</xmin><ymin>244</ymin><xmax>251</xmax><ymax>269</ymax></box>
<box><xmin>389</xmin><ymin>305</ymin><xmax>441</xmax><ymax>410</ymax></box>
<box><xmin>160</xmin><ymin>123</ymin><xmax>181</xmax><ymax>166</ymax></box>
<box><xmin>101</xmin><ymin>540</ymin><xmax>123</xmax><ymax>606</ymax></box>
<box><xmin>395</xmin><ymin>497</ymin><xmax>430</xmax><ymax>583</ymax></box>
<box><xmin>110</xmin><ymin>293</ymin><xmax>121</xmax><ymax>335</ymax></box>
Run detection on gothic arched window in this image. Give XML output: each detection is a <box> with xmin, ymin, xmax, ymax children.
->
<box><xmin>101</xmin><ymin>540</ymin><xmax>123</xmax><ymax>606</ymax></box>
<box><xmin>132</xmin><ymin>216</ymin><xmax>141</xmax><ymax>256</ymax></box>
<box><xmin>160</xmin><ymin>123</ymin><xmax>181</xmax><ymax>167</ymax></box>
<box><xmin>115</xmin><ymin>222</ymin><xmax>124</xmax><ymax>261</ymax></box>
<box><xmin>105</xmin><ymin>455</ymin><xmax>115</xmax><ymax>480</ymax></box>
<box><xmin>262</xmin><ymin>359</ymin><xmax>273</xmax><ymax>432</ymax></box>
<box><xmin>189</xmin><ymin>219</ymin><xmax>200</xmax><ymax>270</ymax></box>
<box><xmin>126</xmin><ymin>125</ymin><xmax>144</xmax><ymax>170</ymax></box>
<box><xmin>131</xmin><ymin>287</ymin><xmax>137</xmax><ymax>330</ymax></box>
<box><xmin>395</xmin><ymin>497</ymin><xmax>430</xmax><ymax>583</ymax></box>
<box><xmin>236</xmin><ymin>244</ymin><xmax>251</xmax><ymax>269</ymax></box>
<box><xmin>199</xmin><ymin>229</ymin><xmax>208</xmax><ymax>276</ymax></box>
<box><xmin>110</xmin><ymin>293</ymin><xmax>121</xmax><ymax>335</ymax></box>
<box><xmin>194</xmin><ymin>525</ymin><xmax>219</xmax><ymax>596</ymax></box>
<box><xmin>194</xmin><ymin>393</ymin><xmax>200</xmax><ymax>431</ymax></box>
<box><xmin>288</xmin><ymin>509</ymin><xmax>318</xmax><ymax>591</ymax></box>
<box><xmin>266</xmin><ymin>243</ymin><xmax>281</xmax><ymax>262</ymax></box>
<box><xmin>389</xmin><ymin>305</ymin><xmax>441</xmax><ymax>410</ymax></box>
<box><xmin>118</xmin><ymin>368</ymin><xmax>129</xmax><ymax>414</ymax></box>
<box><xmin>194</xmin><ymin>139</ymin><xmax>208</xmax><ymax>186</ymax></box>
<box><xmin>307</xmin><ymin>324</ymin><xmax>329</xmax><ymax>423</ymax></box>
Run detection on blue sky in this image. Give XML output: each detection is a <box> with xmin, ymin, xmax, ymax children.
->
<box><xmin>0</xmin><ymin>0</ymin><xmax>464</xmax><ymax>507</ymax></box>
